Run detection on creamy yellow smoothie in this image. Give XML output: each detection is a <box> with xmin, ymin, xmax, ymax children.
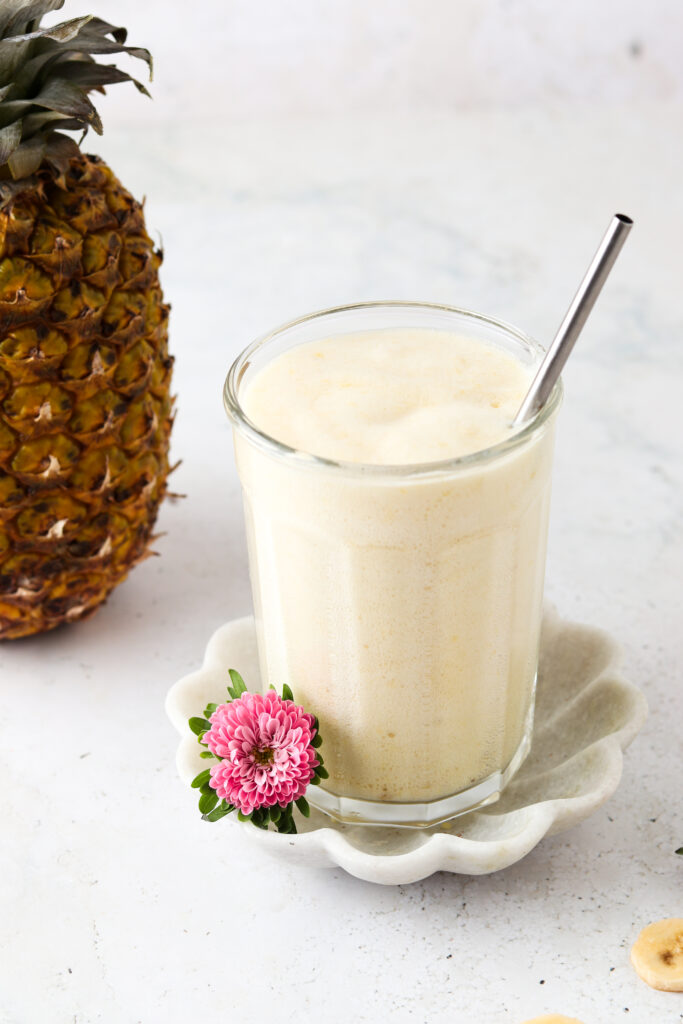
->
<box><xmin>227</xmin><ymin>307</ymin><xmax>559</xmax><ymax>824</ymax></box>
<box><xmin>243</xmin><ymin>330</ymin><xmax>532</xmax><ymax>464</ymax></box>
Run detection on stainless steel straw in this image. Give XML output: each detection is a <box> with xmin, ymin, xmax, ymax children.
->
<box><xmin>514</xmin><ymin>213</ymin><xmax>633</xmax><ymax>425</ymax></box>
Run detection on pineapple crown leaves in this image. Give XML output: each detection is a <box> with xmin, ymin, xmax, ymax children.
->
<box><xmin>0</xmin><ymin>0</ymin><xmax>152</xmax><ymax>205</ymax></box>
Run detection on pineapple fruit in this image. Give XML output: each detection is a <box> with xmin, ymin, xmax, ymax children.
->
<box><xmin>0</xmin><ymin>4</ymin><xmax>173</xmax><ymax>638</ymax></box>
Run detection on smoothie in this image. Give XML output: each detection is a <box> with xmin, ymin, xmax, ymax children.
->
<box><xmin>229</xmin><ymin>316</ymin><xmax>558</xmax><ymax>822</ymax></box>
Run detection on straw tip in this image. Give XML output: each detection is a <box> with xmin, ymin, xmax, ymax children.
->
<box><xmin>615</xmin><ymin>213</ymin><xmax>634</xmax><ymax>226</ymax></box>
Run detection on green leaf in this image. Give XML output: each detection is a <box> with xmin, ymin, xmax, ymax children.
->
<box><xmin>40</xmin><ymin>15</ymin><xmax>94</xmax><ymax>42</ymax></box>
<box><xmin>311</xmin><ymin>733</ymin><xmax>323</xmax><ymax>748</ymax></box>
<box><xmin>54</xmin><ymin>58</ymin><xmax>151</xmax><ymax>97</ymax></box>
<box><xmin>198</xmin><ymin>790</ymin><xmax>218</xmax><ymax>815</ymax></box>
<box><xmin>277</xmin><ymin>815</ymin><xmax>297</xmax><ymax>835</ymax></box>
<box><xmin>7</xmin><ymin>135</ymin><xmax>45</xmax><ymax>178</ymax></box>
<box><xmin>19</xmin><ymin>110</ymin><xmax>81</xmax><ymax>137</ymax></box>
<box><xmin>274</xmin><ymin>811</ymin><xmax>289</xmax><ymax>832</ymax></box>
<box><xmin>251</xmin><ymin>808</ymin><xmax>270</xmax><ymax>830</ymax></box>
<box><xmin>295</xmin><ymin>796</ymin><xmax>310</xmax><ymax>818</ymax></box>
<box><xmin>41</xmin><ymin>130</ymin><xmax>79</xmax><ymax>175</ymax></box>
<box><xmin>49</xmin><ymin>36</ymin><xmax>152</xmax><ymax>77</ymax></box>
<box><xmin>203</xmin><ymin>805</ymin><xmax>232</xmax><ymax>823</ymax></box>
<box><xmin>2</xmin><ymin>47</ymin><xmax>80</xmax><ymax>105</ymax></box>
<box><xmin>84</xmin><ymin>17</ymin><xmax>128</xmax><ymax>44</ymax></box>
<box><xmin>203</xmin><ymin>703</ymin><xmax>219</xmax><ymax>718</ymax></box>
<box><xmin>0</xmin><ymin>2</ymin><xmax>65</xmax><ymax>38</ymax></box>
<box><xmin>0</xmin><ymin>41</ymin><xmax>30</xmax><ymax>90</ymax></box>
<box><xmin>314</xmin><ymin>765</ymin><xmax>329</xmax><ymax>779</ymax></box>
<box><xmin>31</xmin><ymin>19</ymin><xmax>152</xmax><ymax>77</ymax></box>
<box><xmin>190</xmin><ymin>769</ymin><xmax>211</xmax><ymax>789</ymax></box>
<box><xmin>0</xmin><ymin>120</ymin><xmax>21</xmax><ymax>164</ymax></box>
<box><xmin>0</xmin><ymin>78</ymin><xmax>105</xmax><ymax>135</ymax></box>
<box><xmin>5</xmin><ymin>14</ymin><xmax>93</xmax><ymax>45</ymax></box>
<box><xmin>188</xmin><ymin>717</ymin><xmax>211</xmax><ymax>736</ymax></box>
<box><xmin>281</xmin><ymin>683</ymin><xmax>294</xmax><ymax>702</ymax></box>
<box><xmin>237</xmin><ymin>810</ymin><xmax>251</xmax><ymax>823</ymax></box>
<box><xmin>199</xmin><ymin>751</ymin><xmax>215</xmax><ymax>760</ymax></box>
<box><xmin>275</xmin><ymin>805</ymin><xmax>298</xmax><ymax>834</ymax></box>
<box><xmin>228</xmin><ymin>669</ymin><xmax>247</xmax><ymax>698</ymax></box>
<box><xmin>269</xmin><ymin>805</ymin><xmax>281</xmax><ymax>822</ymax></box>
<box><xmin>676</xmin><ymin>847</ymin><xmax>683</xmax><ymax>855</ymax></box>
<box><xmin>199</xmin><ymin>782</ymin><xmax>213</xmax><ymax>797</ymax></box>
<box><xmin>309</xmin><ymin>774</ymin><xmax>321</xmax><ymax>786</ymax></box>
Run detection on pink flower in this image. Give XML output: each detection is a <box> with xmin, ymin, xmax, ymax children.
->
<box><xmin>204</xmin><ymin>690</ymin><xmax>319</xmax><ymax>815</ymax></box>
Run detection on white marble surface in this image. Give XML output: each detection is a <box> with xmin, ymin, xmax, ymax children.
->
<box><xmin>61</xmin><ymin>0</ymin><xmax>683</xmax><ymax>114</ymax></box>
<box><xmin>1</xmin><ymin>100</ymin><xmax>682</xmax><ymax>1023</ymax></box>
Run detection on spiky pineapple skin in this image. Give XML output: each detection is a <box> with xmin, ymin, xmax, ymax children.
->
<box><xmin>0</xmin><ymin>153</ymin><xmax>173</xmax><ymax>639</ymax></box>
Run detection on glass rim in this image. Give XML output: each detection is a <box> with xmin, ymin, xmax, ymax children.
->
<box><xmin>223</xmin><ymin>300</ymin><xmax>563</xmax><ymax>478</ymax></box>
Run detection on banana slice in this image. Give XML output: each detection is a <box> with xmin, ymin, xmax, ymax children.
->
<box><xmin>630</xmin><ymin>917</ymin><xmax>683</xmax><ymax>991</ymax></box>
<box><xmin>520</xmin><ymin>1017</ymin><xmax>585</xmax><ymax>1024</ymax></box>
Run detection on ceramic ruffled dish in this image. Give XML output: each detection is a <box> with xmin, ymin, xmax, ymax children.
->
<box><xmin>166</xmin><ymin>607</ymin><xmax>647</xmax><ymax>885</ymax></box>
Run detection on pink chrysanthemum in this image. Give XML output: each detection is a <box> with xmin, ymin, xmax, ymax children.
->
<box><xmin>204</xmin><ymin>690</ymin><xmax>319</xmax><ymax>815</ymax></box>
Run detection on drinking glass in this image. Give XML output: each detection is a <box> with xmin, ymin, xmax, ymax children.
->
<box><xmin>224</xmin><ymin>302</ymin><xmax>561</xmax><ymax>827</ymax></box>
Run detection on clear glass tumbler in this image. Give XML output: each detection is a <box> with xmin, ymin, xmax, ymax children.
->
<box><xmin>224</xmin><ymin>302</ymin><xmax>561</xmax><ymax>827</ymax></box>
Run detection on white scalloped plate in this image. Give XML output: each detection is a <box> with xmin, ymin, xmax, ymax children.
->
<box><xmin>166</xmin><ymin>607</ymin><xmax>647</xmax><ymax>885</ymax></box>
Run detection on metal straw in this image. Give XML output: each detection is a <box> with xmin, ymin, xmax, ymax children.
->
<box><xmin>513</xmin><ymin>213</ymin><xmax>633</xmax><ymax>426</ymax></box>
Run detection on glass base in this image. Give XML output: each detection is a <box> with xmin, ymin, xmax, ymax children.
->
<box><xmin>307</xmin><ymin>704</ymin><xmax>534</xmax><ymax>829</ymax></box>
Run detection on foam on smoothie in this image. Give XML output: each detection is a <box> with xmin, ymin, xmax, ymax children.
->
<box><xmin>242</xmin><ymin>329</ymin><xmax>533</xmax><ymax>465</ymax></box>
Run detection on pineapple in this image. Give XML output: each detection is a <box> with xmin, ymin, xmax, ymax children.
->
<box><xmin>0</xmin><ymin>3</ymin><xmax>173</xmax><ymax>638</ymax></box>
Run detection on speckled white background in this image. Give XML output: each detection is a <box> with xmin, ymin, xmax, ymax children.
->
<box><xmin>1</xmin><ymin>2</ymin><xmax>682</xmax><ymax>1022</ymax></box>
<box><xmin>53</xmin><ymin>0</ymin><xmax>683</xmax><ymax>114</ymax></box>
